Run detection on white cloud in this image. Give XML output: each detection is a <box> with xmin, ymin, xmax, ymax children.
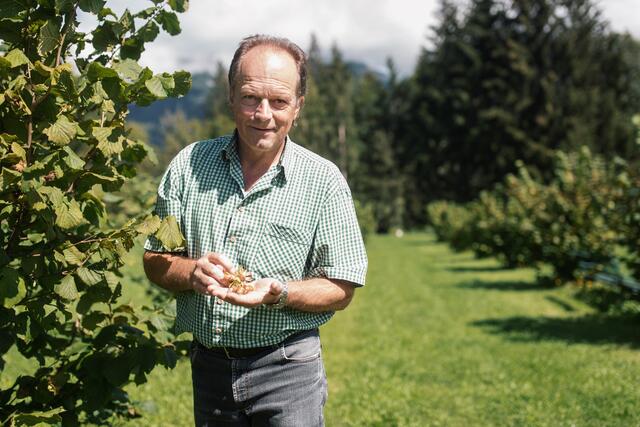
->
<box><xmin>84</xmin><ymin>0</ymin><xmax>640</xmax><ymax>76</ymax></box>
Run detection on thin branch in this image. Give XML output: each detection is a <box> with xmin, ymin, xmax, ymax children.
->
<box><xmin>54</xmin><ymin>4</ymin><xmax>78</xmax><ymax>68</ymax></box>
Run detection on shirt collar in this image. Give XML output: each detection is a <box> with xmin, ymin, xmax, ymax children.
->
<box><xmin>221</xmin><ymin>129</ymin><xmax>293</xmax><ymax>181</ymax></box>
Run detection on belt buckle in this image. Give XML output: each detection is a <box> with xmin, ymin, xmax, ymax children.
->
<box><xmin>223</xmin><ymin>346</ymin><xmax>233</xmax><ymax>359</ymax></box>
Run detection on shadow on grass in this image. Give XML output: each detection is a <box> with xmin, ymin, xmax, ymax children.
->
<box><xmin>456</xmin><ymin>279</ymin><xmax>549</xmax><ymax>291</ymax></box>
<box><xmin>448</xmin><ymin>265</ymin><xmax>511</xmax><ymax>273</ymax></box>
<box><xmin>544</xmin><ymin>295</ymin><xmax>576</xmax><ymax>312</ymax></box>
<box><xmin>471</xmin><ymin>314</ymin><xmax>640</xmax><ymax>348</ymax></box>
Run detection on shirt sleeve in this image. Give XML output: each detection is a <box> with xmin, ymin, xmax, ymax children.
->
<box><xmin>144</xmin><ymin>153</ymin><xmax>187</xmax><ymax>253</ymax></box>
<box><xmin>308</xmin><ymin>185</ymin><xmax>368</xmax><ymax>287</ymax></box>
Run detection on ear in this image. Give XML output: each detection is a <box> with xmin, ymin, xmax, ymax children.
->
<box><xmin>294</xmin><ymin>96</ymin><xmax>305</xmax><ymax>119</ymax></box>
<box><xmin>228</xmin><ymin>88</ymin><xmax>234</xmax><ymax>105</ymax></box>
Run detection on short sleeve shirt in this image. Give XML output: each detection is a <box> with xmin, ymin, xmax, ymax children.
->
<box><xmin>144</xmin><ymin>133</ymin><xmax>368</xmax><ymax>348</ymax></box>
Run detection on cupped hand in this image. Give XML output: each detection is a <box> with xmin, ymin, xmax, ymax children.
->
<box><xmin>189</xmin><ymin>252</ymin><xmax>235</xmax><ymax>295</ymax></box>
<box><xmin>208</xmin><ymin>278</ymin><xmax>284</xmax><ymax>308</ymax></box>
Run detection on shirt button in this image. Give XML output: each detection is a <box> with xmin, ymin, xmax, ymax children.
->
<box><xmin>215</xmin><ymin>328</ymin><xmax>222</xmax><ymax>333</ymax></box>
<box><xmin>229</xmin><ymin>235</ymin><xmax>237</xmax><ymax>243</ymax></box>
<box><xmin>216</xmin><ymin>298</ymin><xmax>223</xmax><ymax>305</ymax></box>
<box><xmin>237</xmin><ymin>206</ymin><xmax>244</xmax><ymax>213</ymax></box>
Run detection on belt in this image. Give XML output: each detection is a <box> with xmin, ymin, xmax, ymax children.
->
<box><xmin>194</xmin><ymin>329</ymin><xmax>316</xmax><ymax>359</ymax></box>
<box><xmin>195</xmin><ymin>341</ymin><xmax>277</xmax><ymax>359</ymax></box>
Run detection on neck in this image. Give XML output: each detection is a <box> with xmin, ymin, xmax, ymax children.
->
<box><xmin>237</xmin><ymin>138</ymin><xmax>286</xmax><ymax>191</ymax></box>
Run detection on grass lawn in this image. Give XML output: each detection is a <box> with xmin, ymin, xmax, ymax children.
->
<box><xmin>116</xmin><ymin>232</ymin><xmax>640</xmax><ymax>426</ymax></box>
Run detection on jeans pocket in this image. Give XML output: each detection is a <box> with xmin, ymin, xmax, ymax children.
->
<box><xmin>281</xmin><ymin>334</ymin><xmax>321</xmax><ymax>362</ymax></box>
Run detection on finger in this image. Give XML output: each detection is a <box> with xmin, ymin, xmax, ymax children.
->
<box><xmin>192</xmin><ymin>270</ymin><xmax>219</xmax><ymax>291</ymax></box>
<box><xmin>206</xmin><ymin>252</ymin><xmax>235</xmax><ymax>273</ymax></box>
<box><xmin>208</xmin><ymin>284</ymin><xmax>232</xmax><ymax>301</ymax></box>
<box><xmin>200</xmin><ymin>263</ymin><xmax>225</xmax><ymax>281</ymax></box>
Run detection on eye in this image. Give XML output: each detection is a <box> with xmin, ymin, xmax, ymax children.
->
<box><xmin>240</xmin><ymin>95</ymin><xmax>259</xmax><ymax>106</ymax></box>
<box><xmin>271</xmin><ymin>99</ymin><xmax>289</xmax><ymax>109</ymax></box>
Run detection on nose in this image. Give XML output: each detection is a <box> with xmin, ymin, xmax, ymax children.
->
<box><xmin>253</xmin><ymin>99</ymin><xmax>272</xmax><ymax>121</ymax></box>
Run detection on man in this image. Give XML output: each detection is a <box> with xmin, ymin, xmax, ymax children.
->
<box><xmin>143</xmin><ymin>35</ymin><xmax>367</xmax><ymax>426</ymax></box>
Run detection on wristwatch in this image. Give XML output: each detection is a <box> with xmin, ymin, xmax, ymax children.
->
<box><xmin>265</xmin><ymin>280</ymin><xmax>288</xmax><ymax>309</ymax></box>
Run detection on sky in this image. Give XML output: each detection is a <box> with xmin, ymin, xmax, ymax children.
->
<box><xmin>98</xmin><ymin>0</ymin><xmax>640</xmax><ymax>77</ymax></box>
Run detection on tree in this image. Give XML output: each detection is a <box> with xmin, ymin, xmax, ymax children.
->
<box><xmin>400</xmin><ymin>0</ymin><xmax>640</xmax><ymax>226</ymax></box>
<box><xmin>206</xmin><ymin>61</ymin><xmax>234</xmax><ymax>137</ymax></box>
<box><xmin>351</xmin><ymin>64</ymin><xmax>405</xmax><ymax>232</ymax></box>
<box><xmin>0</xmin><ymin>1</ymin><xmax>190</xmax><ymax>424</ymax></box>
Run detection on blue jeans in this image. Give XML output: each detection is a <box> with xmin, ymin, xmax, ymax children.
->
<box><xmin>190</xmin><ymin>329</ymin><xmax>328</xmax><ymax>426</ymax></box>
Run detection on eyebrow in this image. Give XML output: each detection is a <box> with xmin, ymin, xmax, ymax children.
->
<box><xmin>239</xmin><ymin>88</ymin><xmax>293</xmax><ymax>100</ymax></box>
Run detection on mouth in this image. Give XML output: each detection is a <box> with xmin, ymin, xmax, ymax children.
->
<box><xmin>249</xmin><ymin>126</ymin><xmax>275</xmax><ymax>132</ymax></box>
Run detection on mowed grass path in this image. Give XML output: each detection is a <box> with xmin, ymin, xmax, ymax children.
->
<box><xmin>123</xmin><ymin>233</ymin><xmax>640</xmax><ymax>426</ymax></box>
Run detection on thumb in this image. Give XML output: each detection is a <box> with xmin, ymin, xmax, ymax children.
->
<box><xmin>268</xmin><ymin>280</ymin><xmax>283</xmax><ymax>296</ymax></box>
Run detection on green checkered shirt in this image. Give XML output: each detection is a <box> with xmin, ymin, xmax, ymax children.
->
<box><xmin>144</xmin><ymin>133</ymin><xmax>368</xmax><ymax>348</ymax></box>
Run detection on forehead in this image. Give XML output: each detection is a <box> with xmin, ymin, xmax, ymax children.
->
<box><xmin>236</xmin><ymin>47</ymin><xmax>299</xmax><ymax>93</ymax></box>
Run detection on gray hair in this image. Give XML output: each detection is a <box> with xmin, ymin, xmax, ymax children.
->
<box><xmin>228</xmin><ymin>34</ymin><xmax>308</xmax><ymax>100</ymax></box>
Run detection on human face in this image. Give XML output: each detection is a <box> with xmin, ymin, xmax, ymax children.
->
<box><xmin>231</xmin><ymin>47</ymin><xmax>304</xmax><ymax>159</ymax></box>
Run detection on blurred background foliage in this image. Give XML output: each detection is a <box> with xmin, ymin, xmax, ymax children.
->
<box><xmin>124</xmin><ymin>0</ymin><xmax>640</xmax><ymax>314</ymax></box>
<box><xmin>128</xmin><ymin>0</ymin><xmax>640</xmax><ymax>228</ymax></box>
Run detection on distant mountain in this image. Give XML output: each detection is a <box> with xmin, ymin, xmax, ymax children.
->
<box><xmin>128</xmin><ymin>72</ymin><xmax>212</xmax><ymax>123</ymax></box>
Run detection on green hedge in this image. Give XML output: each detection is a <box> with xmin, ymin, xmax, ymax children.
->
<box><xmin>428</xmin><ymin>147</ymin><xmax>636</xmax><ymax>282</ymax></box>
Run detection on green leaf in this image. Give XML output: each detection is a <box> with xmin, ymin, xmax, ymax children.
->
<box><xmin>156</xmin><ymin>10</ymin><xmax>181</xmax><ymax>35</ymax></box>
<box><xmin>0</xmin><ymin>167</ymin><xmax>21</xmax><ymax>189</ymax></box>
<box><xmin>81</xmin><ymin>311</ymin><xmax>108</xmax><ymax>330</ymax></box>
<box><xmin>0</xmin><ymin>56</ymin><xmax>11</xmax><ymax>70</ymax></box>
<box><xmin>43</xmin><ymin>115</ymin><xmax>77</xmax><ymax>146</ymax></box>
<box><xmin>63</xmin><ymin>245</ymin><xmax>84</xmax><ymax>265</ymax></box>
<box><xmin>76</xmin><ymin>267</ymin><xmax>103</xmax><ymax>285</ymax></box>
<box><xmin>11</xmin><ymin>407</ymin><xmax>64</xmax><ymax>426</ymax></box>
<box><xmin>120</xmin><ymin>36</ymin><xmax>144</xmax><ymax>61</ymax></box>
<box><xmin>113</xmin><ymin>58</ymin><xmax>143</xmax><ymax>82</ymax></box>
<box><xmin>97</xmin><ymin>138</ymin><xmax>124</xmax><ymax>156</ymax></box>
<box><xmin>162</xmin><ymin>346</ymin><xmax>178</xmax><ymax>368</ymax></box>
<box><xmin>34</xmin><ymin>60</ymin><xmax>54</xmax><ymax>76</ymax></box>
<box><xmin>138</xmin><ymin>21</ymin><xmax>159</xmax><ymax>43</ymax></box>
<box><xmin>0</xmin><ymin>268</ymin><xmax>26</xmax><ymax>308</ymax></box>
<box><xmin>171</xmin><ymin>70</ymin><xmax>191</xmax><ymax>97</ymax></box>
<box><xmin>91</xmin><ymin>22</ymin><xmax>118</xmax><ymax>53</ymax></box>
<box><xmin>118</xmin><ymin>8</ymin><xmax>134</xmax><ymax>31</ymax></box>
<box><xmin>11</xmin><ymin>142</ymin><xmax>26</xmax><ymax>160</ymax></box>
<box><xmin>62</xmin><ymin>146</ymin><xmax>86</xmax><ymax>170</ymax></box>
<box><xmin>87</xmin><ymin>61</ymin><xmax>119</xmax><ymax>81</ymax></box>
<box><xmin>38</xmin><ymin>185</ymin><xmax>65</xmax><ymax>208</ymax></box>
<box><xmin>168</xmin><ymin>0</ymin><xmax>189</xmax><ymax>13</ymax></box>
<box><xmin>0</xmin><ymin>0</ymin><xmax>27</xmax><ymax>20</ymax></box>
<box><xmin>148</xmin><ymin>312</ymin><xmax>166</xmax><ymax>330</ymax></box>
<box><xmin>5</xmin><ymin>48</ymin><xmax>31</xmax><ymax>68</ymax></box>
<box><xmin>55</xmin><ymin>199</ymin><xmax>88</xmax><ymax>229</ymax></box>
<box><xmin>38</xmin><ymin>20</ymin><xmax>60</xmax><ymax>56</ymax></box>
<box><xmin>55</xmin><ymin>0</ymin><xmax>75</xmax><ymax>13</ymax></box>
<box><xmin>145</xmin><ymin>75</ymin><xmax>173</xmax><ymax>98</ymax></box>
<box><xmin>91</xmin><ymin>126</ymin><xmax>114</xmax><ymax>144</ymax></box>
<box><xmin>104</xmin><ymin>271</ymin><xmax>119</xmax><ymax>287</ymax></box>
<box><xmin>135</xmin><ymin>215</ymin><xmax>161</xmax><ymax>235</ymax></box>
<box><xmin>155</xmin><ymin>215</ymin><xmax>186</xmax><ymax>251</ymax></box>
<box><xmin>79</xmin><ymin>0</ymin><xmax>105</xmax><ymax>14</ymax></box>
<box><xmin>55</xmin><ymin>275</ymin><xmax>79</xmax><ymax>300</ymax></box>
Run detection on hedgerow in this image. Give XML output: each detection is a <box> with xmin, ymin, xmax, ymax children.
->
<box><xmin>0</xmin><ymin>1</ymin><xmax>191</xmax><ymax>425</ymax></box>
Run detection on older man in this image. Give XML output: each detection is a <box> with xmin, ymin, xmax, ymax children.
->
<box><xmin>143</xmin><ymin>35</ymin><xmax>367</xmax><ymax>426</ymax></box>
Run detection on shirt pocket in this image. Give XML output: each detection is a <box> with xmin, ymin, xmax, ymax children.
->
<box><xmin>253</xmin><ymin>222</ymin><xmax>312</xmax><ymax>281</ymax></box>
